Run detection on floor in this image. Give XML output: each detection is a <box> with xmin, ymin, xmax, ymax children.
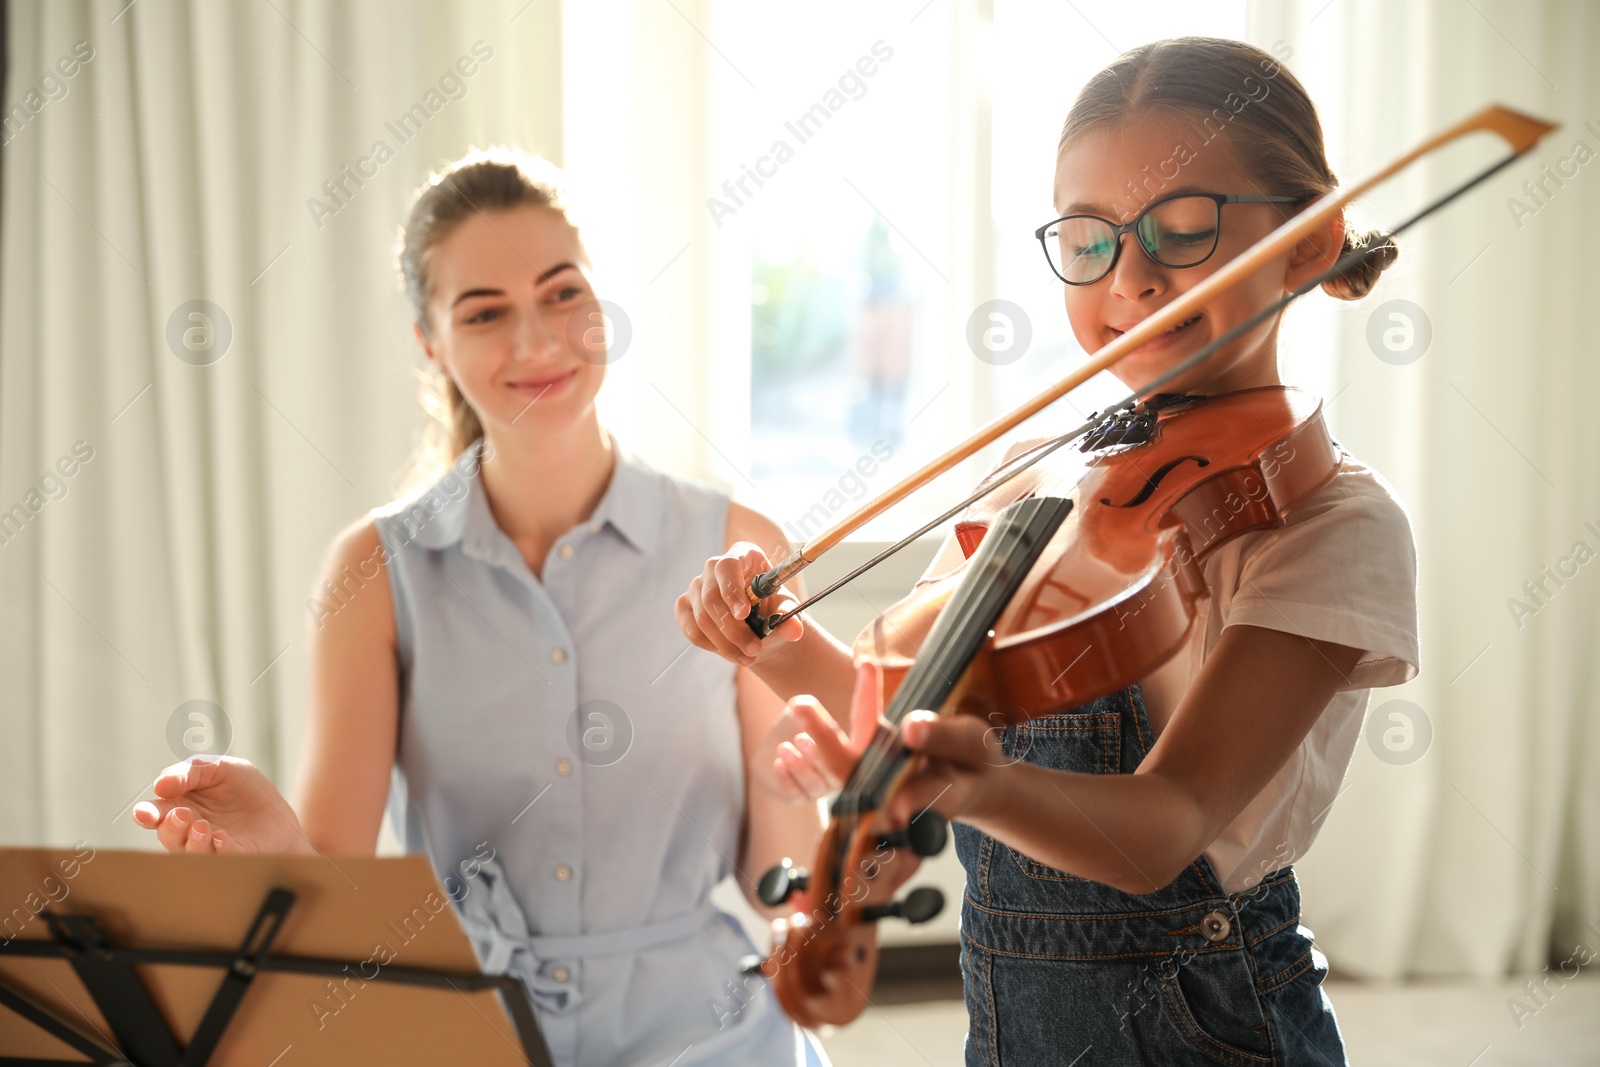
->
<box><xmin>815</xmin><ymin>974</ymin><xmax>1600</xmax><ymax>1065</ymax></box>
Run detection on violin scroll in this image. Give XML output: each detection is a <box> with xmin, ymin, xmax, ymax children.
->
<box><xmin>751</xmin><ymin>809</ymin><xmax>946</xmax><ymax>1026</ymax></box>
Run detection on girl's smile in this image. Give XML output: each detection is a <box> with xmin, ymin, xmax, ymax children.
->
<box><xmin>1107</xmin><ymin>311</ymin><xmax>1206</xmax><ymax>355</ymax></box>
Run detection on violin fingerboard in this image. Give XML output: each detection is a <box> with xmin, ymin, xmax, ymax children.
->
<box><xmin>834</xmin><ymin>494</ymin><xmax>1072</xmax><ymax>815</ymax></box>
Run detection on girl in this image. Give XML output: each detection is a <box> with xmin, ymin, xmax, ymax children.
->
<box><xmin>135</xmin><ymin>149</ymin><xmax>831</xmax><ymax>1067</ymax></box>
<box><xmin>678</xmin><ymin>37</ymin><xmax>1419</xmax><ymax>1066</ymax></box>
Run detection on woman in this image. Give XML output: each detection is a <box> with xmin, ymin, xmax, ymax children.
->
<box><xmin>136</xmin><ymin>148</ymin><xmax>829</xmax><ymax>1066</ymax></box>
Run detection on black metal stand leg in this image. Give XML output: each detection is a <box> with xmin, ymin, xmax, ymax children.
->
<box><xmin>0</xmin><ymin>979</ymin><xmax>125</xmax><ymax>1065</ymax></box>
<box><xmin>493</xmin><ymin>977</ymin><xmax>557</xmax><ymax>1067</ymax></box>
<box><xmin>45</xmin><ymin>912</ymin><xmax>177</xmax><ymax>1067</ymax></box>
<box><xmin>177</xmin><ymin>888</ymin><xmax>295</xmax><ymax>1067</ymax></box>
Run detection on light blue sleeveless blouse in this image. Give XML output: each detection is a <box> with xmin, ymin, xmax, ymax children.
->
<box><xmin>371</xmin><ymin>440</ymin><xmax>809</xmax><ymax>1067</ymax></box>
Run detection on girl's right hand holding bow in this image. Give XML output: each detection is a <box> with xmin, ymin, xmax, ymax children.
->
<box><xmin>679</xmin><ymin>537</ymin><xmax>881</xmax><ymax>805</ymax></box>
<box><xmin>675</xmin><ymin>540</ymin><xmax>805</xmax><ymax>668</ymax></box>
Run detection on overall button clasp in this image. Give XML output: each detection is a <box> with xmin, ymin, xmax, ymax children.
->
<box><xmin>1199</xmin><ymin>910</ymin><xmax>1232</xmax><ymax>943</ymax></box>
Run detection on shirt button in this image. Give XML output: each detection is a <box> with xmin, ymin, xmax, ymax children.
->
<box><xmin>554</xmin><ymin>864</ymin><xmax>573</xmax><ymax>882</ymax></box>
<box><xmin>1200</xmin><ymin>911</ymin><xmax>1232</xmax><ymax>942</ymax></box>
<box><xmin>550</xmin><ymin>648</ymin><xmax>567</xmax><ymax>665</ymax></box>
<box><xmin>555</xmin><ymin>758</ymin><xmax>573</xmax><ymax>776</ymax></box>
<box><xmin>558</xmin><ymin>544</ymin><xmax>574</xmax><ymax>559</ymax></box>
<box><xmin>551</xmin><ymin>965</ymin><xmax>571</xmax><ymax>983</ymax></box>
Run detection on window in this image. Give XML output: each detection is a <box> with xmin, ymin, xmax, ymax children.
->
<box><xmin>710</xmin><ymin>1</ymin><xmax>1269</xmax><ymax>547</ymax></box>
<box><xmin>708</xmin><ymin>3</ymin><xmax>955</xmax><ymax>543</ymax></box>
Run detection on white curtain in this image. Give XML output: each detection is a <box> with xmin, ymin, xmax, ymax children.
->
<box><xmin>1249</xmin><ymin>0</ymin><xmax>1600</xmax><ymax>978</ymax></box>
<box><xmin>0</xmin><ymin>0</ymin><xmax>562</xmax><ymax>846</ymax></box>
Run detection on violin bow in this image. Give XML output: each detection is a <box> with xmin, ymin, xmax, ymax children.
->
<box><xmin>744</xmin><ymin>104</ymin><xmax>1558</xmax><ymax>636</ymax></box>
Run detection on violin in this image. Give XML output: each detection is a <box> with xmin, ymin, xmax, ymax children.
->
<box><xmin>739</xmin><ymin>106</ymin><xmax>1557</xmax><ymax>1027</ymax></box>
<box><xmin>751</xmin><ymin>386</ymin><xmax>1335</xmax><ymax>1025</ymax></box>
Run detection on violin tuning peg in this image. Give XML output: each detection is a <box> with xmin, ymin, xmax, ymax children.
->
<box><xmin>878</xmin><ymin>812</ymin><xmax>949</xmax><ymax>857</ymax></box>
<box><xmin>738</xmin><ymin>953</ymin><xmax>768</xmax><ymax>977</ymax></box>
<box><xmin>861</xmin><ymin>886</ymin><xmax>945</xmax><ymax>926</ymax></box>
<box><xmin>900</xmin><ymin>887</ymin><xmax>945</xmax><ymax>925</ymax></box>
<box><xmin>757</xmin><ymin>859</ymin><xmax>809</xmax><ymax>907</ymax></box>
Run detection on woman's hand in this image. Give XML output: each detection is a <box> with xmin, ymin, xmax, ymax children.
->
<box><xmin>763</xmin><ymin>692</ymin><xmax>883</xmax><ymax>803</ymax></box>
<box><xmin>676</xmin><ymin>541</ymin><xmax>804</xmax><ymax>668</ymax></box>
<box><xmin>132</xmin><ymin>755</ymin><xmax>312</xmax><ymax>855</ymax></box>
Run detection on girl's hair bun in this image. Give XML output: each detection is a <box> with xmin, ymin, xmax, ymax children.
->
<box><xmin>1322</xmin><ymin>223</ymin><xmax>1399</xmax><ymax>301</ymax></box>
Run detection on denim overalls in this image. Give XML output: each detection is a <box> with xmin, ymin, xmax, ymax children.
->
<box><xmin>955</xmin><ymin>683</ymin><xmax>1348</xmax><ymax>1066</ymax></box>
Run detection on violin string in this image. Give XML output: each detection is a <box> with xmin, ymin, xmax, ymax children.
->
<box><xmin>818</xmin><ymin>149</ymin><xmax>1527</xmax><ymax>815</ymax></box>
<box><xmin>845</xmin><ymin>517</ymin><xmax>1047</xmax><ymax>799</ymax></box>
<box><xmin>846</xmin><ymin>502</ymin><xmax>1066</xmax><ymax>806</ymax></box>
<box><xmin>842</xmin><ymin>556</ymin><xmax>972</xmax><ymax>806</ymax></box>
<box><xmin>850</xmin><ymin>591</ymin><xmax>978</xmax><ymax>804</ymax></box>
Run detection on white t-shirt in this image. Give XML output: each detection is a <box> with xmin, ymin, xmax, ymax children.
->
<box><xmin>921</xmin><ymin>440</ymin><xmax>1421</xmax><ymax>894</ymax></box>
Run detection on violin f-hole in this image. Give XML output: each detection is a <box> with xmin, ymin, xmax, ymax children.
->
<box><xmin>1100</xmin><ymin>455</ymin><xmax>1210</xmax><ymax>509</ymax></box>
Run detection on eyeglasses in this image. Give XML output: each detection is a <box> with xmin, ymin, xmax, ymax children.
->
<box><xmin>1034</xmin><ymin>193</ymin><xmax>1303</xmax><ymax>285</ymax></box>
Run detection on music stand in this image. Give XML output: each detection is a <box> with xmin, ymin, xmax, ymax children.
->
<box><xmin>0</xmin><ymin>847</ymin><xmax>553</xmax><ymax>1066</ymax></box>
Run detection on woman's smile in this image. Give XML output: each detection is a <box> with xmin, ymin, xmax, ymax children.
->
<box><xmin>506</xmin><ymin>366</ymin><xmax>579</xmax><ymax>400</ymax></box>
